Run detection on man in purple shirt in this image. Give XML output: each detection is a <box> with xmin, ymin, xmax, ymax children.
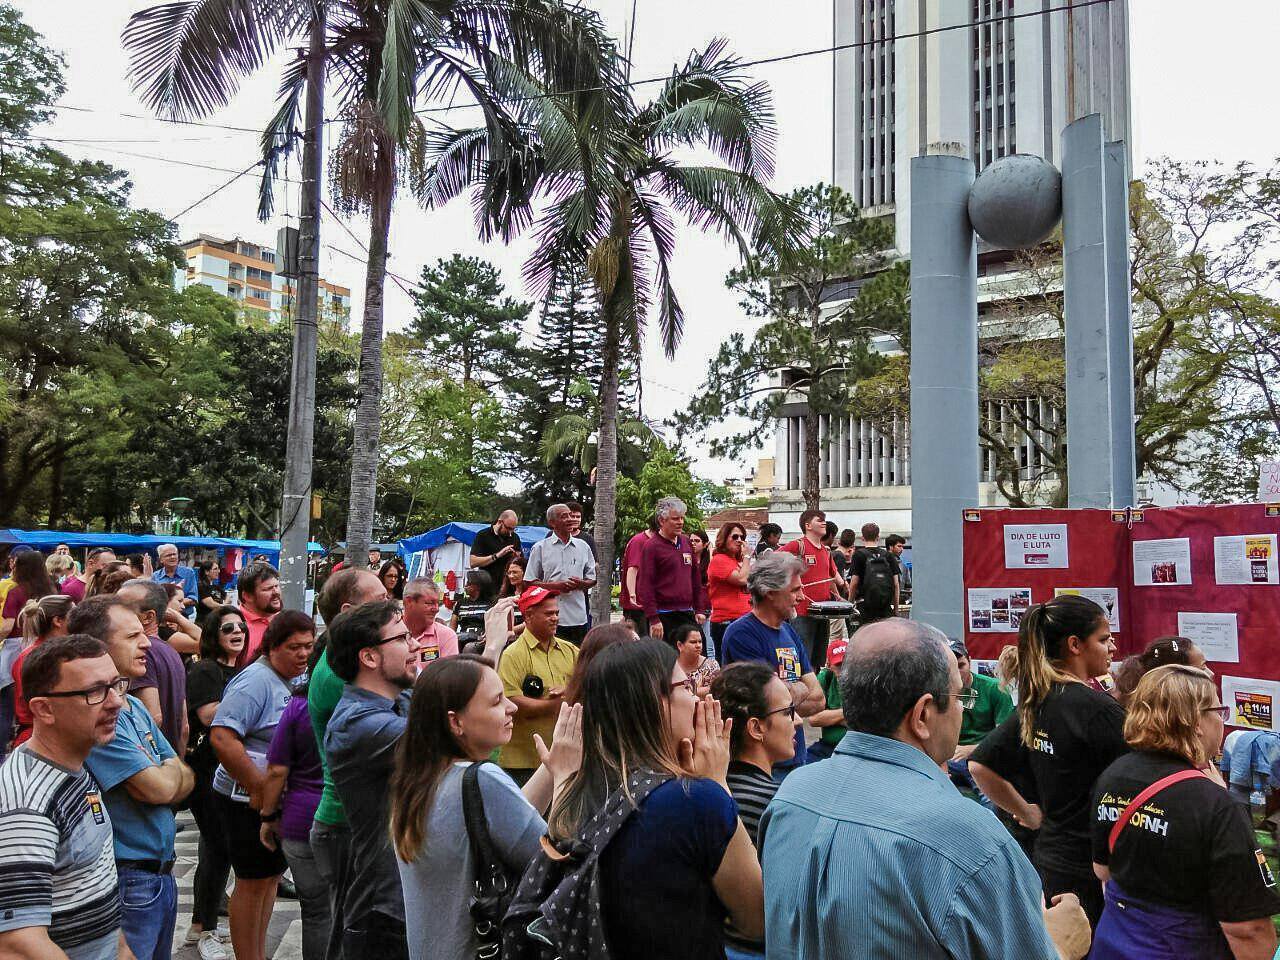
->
<box><xmin>636</xmin><ymin>497</ymin><xmax>708</xmax><ymax>644</ymax></box>
<box><xmin>117</xmin><ymin>579</ymin><xmax>188</xmax><ymax>755</ymax></box>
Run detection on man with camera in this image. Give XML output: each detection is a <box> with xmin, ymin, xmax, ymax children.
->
<box><xmin>496</xmin><ymin>586</ymin><xmax>579</xmax><ymax>786</ymax></box>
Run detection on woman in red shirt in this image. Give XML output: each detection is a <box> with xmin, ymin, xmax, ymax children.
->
<box><xmin>707</xmin><ymin>523</ymin><xmax>752</xmax><ymax>650</ymax></box>
<box><xmin>9</xmin><ymin>593</ymin><xmax>73</xmax><ymax>747</ymax></box>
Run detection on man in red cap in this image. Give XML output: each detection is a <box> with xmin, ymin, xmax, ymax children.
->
<box><xmin>495</xmin><ymin>585</ymin><xmax>579</xmax><ymax>785</ymax></box>
<box><xmin>806</xmin><ymin>636</ymin><xmax>850</xmax><ymax>762</ymax></box>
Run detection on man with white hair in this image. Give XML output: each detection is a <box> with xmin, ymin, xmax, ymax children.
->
<box><xmin>152</xmin><ymin>543</ymin><xmax>198</xmax><ymax>620</ymax></box>
<box><xmin>469</xmin><ymin>510</ymin><xmax>522</xmax><ymax>601</ymax></box>
<box><xmin>523</xmin><ymin>504</ymin><xmax>597</xmax><ymax>645</ymax></box>
<box><xmin>636</xmin><ymin>497</ymin><xmax>708</xmax><ymax>643</ymax></box>
<box><xmin>401</xmin><ymin>577</ymin><xmax>458</xmax><ymax>667</ymax></box>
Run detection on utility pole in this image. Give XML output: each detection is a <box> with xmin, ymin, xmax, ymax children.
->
<box><xmin>279</xmin><ymin>4</ymin><xmax>326</xmax><ymax>612</ymax></box>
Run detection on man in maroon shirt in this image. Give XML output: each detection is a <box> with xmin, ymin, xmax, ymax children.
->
<box><xmin>620</xmin><ymin>519</ymin><xmax>656</xmax><ymax>635</ymax></box>
<box><xmin>636</xmin><ymin>497</ymin><xmax>707</xmax><ymax>644</ymax></box>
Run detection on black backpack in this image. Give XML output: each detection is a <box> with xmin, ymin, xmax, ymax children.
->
<box><xmin>860</xmin><ymin>547</ymin><xmax>896</xmax><ymax>614</ymax></box>
<box><xmin>499</xmin><ymin>769</ymin><xmax>674</xmax><ymax>960</ymax></box>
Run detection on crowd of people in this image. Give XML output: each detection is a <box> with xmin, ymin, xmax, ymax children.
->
<box><xmin>0</xmin><ymin>503</ymin><xmax>1275</xmax><ymax>960</ymax></box>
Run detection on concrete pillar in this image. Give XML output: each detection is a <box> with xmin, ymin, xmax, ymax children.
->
<box><xmin>909</xmin><ymin>149</ymin><xmax>978</xmax><ymax>637</ymax></box>
<box><xmin>1105</xmin><ymin>140</ymin><xmax>1137</xmax><ymax>506</ymax></box>
<box><xmin>1062</xmin><ymin>113</ymin><xmax>1115</xmax><ymax>508</ymax></box>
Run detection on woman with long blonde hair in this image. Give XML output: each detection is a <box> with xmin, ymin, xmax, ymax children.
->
<box><xmin>7</xmin><ymin>593</ymin><xmax>74</xmax><ymax>747</ymax></box>
<box><xmin>1089</xmin><ymin>665</ymin><xmax>1279</xmax><ymax>959</ymax></box>
<box><xmin>968</xmin><ymin>594</ymin><xmax>1125</xmax><ymax>930</ymax></box>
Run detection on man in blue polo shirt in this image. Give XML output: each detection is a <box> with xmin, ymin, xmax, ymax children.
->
<box><xmin>722</xmin><ymin>552</ymin><xmax>824</xmax><ymax>778</ymax></box>
<box><xmin>72</xmin><ymin>596</ymin><xmax>195</xmax><ymax>960</ymax></box>
<box><xmin>152</xmin><ymin>543</ymin><xmax>199</xmax><ymax>620</ymax></box>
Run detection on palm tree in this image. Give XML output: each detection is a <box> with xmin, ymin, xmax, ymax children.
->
<box><xmin>123</xmin><ymin>0</ymin><xmax>620</xmax><ymax>567</ymax></box>
<box><xmin>540</xmin><ymin>378</ymin><xmax>659</xmax><ymax>474</ymax></box>
<box><xmin>421</xmin><ymin>38</ymin><xmax>797</xmax><ymax>620</ymax></box>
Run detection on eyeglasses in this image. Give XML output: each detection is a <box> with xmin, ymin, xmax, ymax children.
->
<box><xmin>219</xmin><ymin>622</ymin><xmax>245</xmax><ymax>635</ymax></box>
<box><xmin>376</xmin><ymin>630</ymin><xmax>412</xmax><ymax>647</ymax></box>
<box><xmin>729</xmin><ymin>534</ymin><xmax>745</xmax><ymax>542</ymax></box>
<box><xmin>955</xmin><ymin>690</ymin><xmax>979</xmax><ymax>710</ymax></box>
<box><xmin>39</xmin><ymin>677</ymin><xmax>130</xmax><ymax>706</ymax></box>
<box><xmin>1203</xmin><ymin>705</ymin><xmax>1231</xmax><ymax>720</ymax></box>
<box><xmin>762</xmin><ymin>703</ymin><xmax>797</xmax><ymax>721</ymax></box>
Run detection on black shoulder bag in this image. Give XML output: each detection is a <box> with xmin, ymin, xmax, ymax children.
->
<box><xmin>462</xmin><ymin>761</ymin><xmax>518</xmax><ymax>960</ymax></box>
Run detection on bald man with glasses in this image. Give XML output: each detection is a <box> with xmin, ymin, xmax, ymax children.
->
<box><xmin>0</xmin><ymin>634</ymin><xmax>131</xmax><ymax>960</ymax></box>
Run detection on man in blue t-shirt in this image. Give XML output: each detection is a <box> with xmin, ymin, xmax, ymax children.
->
<box><xmin>73</xmin><ymin>596</ymin><xmax>194</xmax><ymax>960</ymax></box>
<box><xmin>722</xmin><ymin>553</ymin><xmax>825</xmax><ymax>777</ymax></box>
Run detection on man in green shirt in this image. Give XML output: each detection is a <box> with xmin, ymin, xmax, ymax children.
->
<box><xmin>806</xmin><ymin>638</ymin><xmax>849</xmax><ymax>761</ymax></box>
<box><xmin>947</xmin><ymin>639</ymin><xmax>1013</xmax><ymax>809</ymax></box>
<box><xmin>307</xmin><ymin>568</ymin><xmax>387</xmax><ymax>960</ymax></box>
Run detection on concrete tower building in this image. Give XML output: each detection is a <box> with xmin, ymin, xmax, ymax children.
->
<box><xmin>768</xmin><ymin>0</ymin><xmax>1130</xmax><ymax>536</ymax></box>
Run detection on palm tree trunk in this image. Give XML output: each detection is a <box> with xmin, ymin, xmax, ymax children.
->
<box><xmin>344</xmin><ymin>153</ymin><xmax>394</xmax><ymax>570</ymax></box>
<box><xmin>591</xmin><ymin>297</ymin><xmax>622</xmax><ymax>623</ymax></box>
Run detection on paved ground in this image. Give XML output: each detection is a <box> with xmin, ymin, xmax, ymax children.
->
<box><xmin>173</xmin><ymin>811</ymin><xmax>304</xmax><ymax>960</ymax></box>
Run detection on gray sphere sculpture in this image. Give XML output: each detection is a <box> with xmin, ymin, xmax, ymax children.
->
<box><xmin>968</xmin><ymin>153</ymin><xmax>1063</xmax><ymax>249</ymax></box>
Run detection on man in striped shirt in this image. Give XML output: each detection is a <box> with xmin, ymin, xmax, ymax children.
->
<box><xmin>0</xmin><ymin>635</ymin><xmax>130</xmax><ymax>960</ymax></box>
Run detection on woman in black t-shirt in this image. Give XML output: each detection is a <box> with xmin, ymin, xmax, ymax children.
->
<box><xmin>1090</xmin><ymin>665</ymin><xmax>1280</xmax><ymax>960</ymax></box>
<box><xmin>185</xmin><ymin>606</ymin><xmax>246</xmax><ymax>946</ymax></box>
<box><xmin>197</xmin><ymin>558</ymin><xmax>227</xmax><ymax>615</ymax></box>
<box><xmin>969</xmin><ymin>594</ymin><xmax>1124</xmax><ymax>930</ymax></box>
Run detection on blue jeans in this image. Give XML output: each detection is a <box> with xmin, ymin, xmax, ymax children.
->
<box><xmin>947</xmin><ymin>757</ymin><xmax>994</xmax><ymax>811</ymax></box>
<box><xmin>283</xmin><ymin>836</ymin><xmax>333</xmax><ymax>960</ymax></box>
<box><xmin>0</xmin><ymin>685</ymin><xmax>13</xmax><ymax>762</ymax></box>
<box><xmin>725</xmin><ymin>946</ymin><xmax>764</xmax><ymax>960</ymax></box>
<box><xmin>118</xmin><ymin>866</ymin><xmax>177</xmax><ymax>960</ymax></box>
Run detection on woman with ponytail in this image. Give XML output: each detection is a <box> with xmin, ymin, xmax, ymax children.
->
<box><xmin>7</xmin><ymin>593</ymin><xmax>74</xmax><ymax>747</ymax></box>
<box><xmin>969</xmin><ymin>594</ymin><xmax>1125</xmax><ymax>930</ymax></box>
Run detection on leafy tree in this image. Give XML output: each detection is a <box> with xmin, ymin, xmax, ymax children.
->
<box><xmin>425</xmin><ymin>37</ymin><xmax>795</xmax><ymax>620</ymax></box>
<box><xmin>679</xmin><ymin>183</ymin><xmax>907</xmax><ymax>510</ymax></box>
<box><xmin>614</xmin><ymin>446</ymin><xmax>705</xmax><ymax>554</ymax></box>
<box><xmin>539</xmin><ymin>379</ymin><xmax>658</xmax><ymax>476</ymax></box>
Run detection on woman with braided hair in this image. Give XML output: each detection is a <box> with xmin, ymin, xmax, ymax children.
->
<box><xmin>969</xmin><ymin>594</ymin><xmax>1126</xmax><ymax>930</ymax></box>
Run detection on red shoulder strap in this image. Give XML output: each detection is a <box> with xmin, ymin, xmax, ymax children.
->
<box><xmin>1107</xmin><ymin>768</ymin><xmax>1209</xmax><ymax>853</ymax></box>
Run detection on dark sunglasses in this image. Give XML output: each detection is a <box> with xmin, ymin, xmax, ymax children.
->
<box><xmin>39</xmin><ymin>676</ymin><xmax>130</xmax><ymax>706</ymax></box>
<box><xmin>220</xmin><ymin>622</ymin><xmax>246</xmax><ymax>635</ymax></box>
<box><xmin>729</xmin><ymin>534</ymin><xmax>745</xmax><ymax>541</ymax></box>
<box><xmin>762</xmin><ymin>703</ymin><xmax>797</xmax><ymax>721</ymax></box>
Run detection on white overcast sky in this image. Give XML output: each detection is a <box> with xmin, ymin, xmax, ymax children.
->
<box><xmin>16</xmin><ymin>0</ymin><xmax>1280</xmax><ymax>482</ymax></box>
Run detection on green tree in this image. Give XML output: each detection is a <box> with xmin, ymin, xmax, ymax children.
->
<box><xmin>425</xmin><ymin>37</ymin><xmax>795</xmax><ymax>620</ymax></box>
<box><xmin>539</xmin><ymin>379</ymin><xmax>658</xmax><ymax>478</ymax></box>
<box><xmin>679</xmin><ymin>183</ymin><xmax>907</xmax><ymax>510</ymax></box>
<box><xmin>614</xmin><ymin>446</ymin><xmax>705</xmax><ymax>554</ymax></box>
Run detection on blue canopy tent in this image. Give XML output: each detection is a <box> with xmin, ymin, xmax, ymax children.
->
<box><xmin>398</xmin><ymin>522</ymin><xmax>550</xmax><ymax>587</ymax></box>
<box><xmin>2</xmin><ymin>529</ymin><xmax>325</xmax><ymax>570</ymax></box>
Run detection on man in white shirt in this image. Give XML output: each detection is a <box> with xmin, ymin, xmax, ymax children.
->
<box><xmin>524</xmin><ymin>504</ymin><xmax>597</xmax><ymax>645</ymax></box>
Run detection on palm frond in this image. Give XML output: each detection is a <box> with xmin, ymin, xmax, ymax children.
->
<box><xmin>631</xmin><ymin>189</ymin><xmax>683</xmax><ymax>357</ymax></box>
<box><xmin>379</xmin><ymin>0</ymin><xmax>447</xmax><ymax>141</ymax></box>
<box><xmin>122</xmin><ymin>0</ymin><xmax>307</xmax><ymax>118</ymax></box>
<box><xmin>256</xmin><ymin>51</ymin><xmax>307</xmax><ymax>221</ymax></box>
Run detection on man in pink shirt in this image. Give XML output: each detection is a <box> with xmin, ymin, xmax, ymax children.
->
<box><xmin>620</xmin><ymin>519</ymin><xmax>656</xmax><ymax>635</ymax></box>
<box><xmin>403</xmin><ymin>577</ymin><xmax>459</xmax><ymax>669</ymax></box>
<box><xmin>235</xmin><ymin>561</ymin><xmax>283</xmax><ymax>665</ymax></box>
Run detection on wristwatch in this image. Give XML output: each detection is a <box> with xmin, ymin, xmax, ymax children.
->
<box><xmin>259</xmin><ymin>810</ymin><xmax>281</xmax><ymax>823</ymax></box>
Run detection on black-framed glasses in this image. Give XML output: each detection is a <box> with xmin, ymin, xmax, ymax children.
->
<box><xmin>762</xmin><ymin>703</ymin><xmax>797</xmax><ymax>721</ymax></box>
<box><xmin>219</xmin><ymin>622</ymin><xmax>246</xmax><ymax>635</ymax></box>
<box><xmin>956</xmin><ymin>690</ymin><xmax>979</xmax><ymax>710</ymax></box>
<box><xmin>1203</xmin><ymin>705</ymin><xmax>1231</xmax><ymax>720</ymax></box>
<box><xmin>39</xmin><ymin>677</ymin><xmax>130</xmax><ymax>706</ymax></box>
<box><xmin>729</xmin><ymin>534</ymin><xmax>745</xmax><ymax>541</ymax></box>
<box><xmin>376</xmin><ymin>630</ymin><xmax>412</xmax><ymax>647</ymax></box>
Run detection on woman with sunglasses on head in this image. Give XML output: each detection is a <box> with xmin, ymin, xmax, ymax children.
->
<box><xmin>183</xmin><ymin>606</ymin><xmax>247</xmax><ymax>959</ymax></box>
<box><xmin>547</xmin><ymin>639</ymin><xmax>763</xmax><ymax>960</ymax></box>
<box><xmin>711</xmin><ymin>661</ymin><xmax>798</xmax><ymax>960</ymax></box>
<box><xmin>968</xmin><ymin>594</ymin><xmax>1125</xmax><ymax>931</ymax></box>
<box><xmin>708</xmin><ymin>523</ymin><xmax>752</xmax><ymax>649</ymax></box>
<box><xmin>1090</xmin><ymin>665</ymin><xmax>1279</xmax><ymax>960</ymax></box>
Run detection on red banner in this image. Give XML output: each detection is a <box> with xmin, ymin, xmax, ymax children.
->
<box><xmin>961</xmin><ymin>505</ymin><xmax>1280</xmax><ymax>686</ymax></box>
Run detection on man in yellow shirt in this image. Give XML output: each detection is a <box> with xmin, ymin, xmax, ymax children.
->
<box><xmin>497</xmin><ymin>585</ymin><xmax>578</xmax><ymax>785</ymax></box>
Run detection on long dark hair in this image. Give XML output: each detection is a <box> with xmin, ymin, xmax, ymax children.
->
<box><xmin>563</xmin><ymin>622</ymin><xmax>638</xmax><ymax>704</ymax></box>
<box><xmin>497</xmin><ymin>554</ymin><xmax>527</xmax><ymax>599</ymax></box>
<box><xmin>1015</xmin><ymin>594</ymin><xmax>1107</xmax><ymax>748</ymax></box>
<box><xmin>199</xmin><ymin>605</ymin><xmax>248</xmax><ymax>661</ymax></box>
<box><xmin>389</xmin><ymin>654</ymin><xmax>491</xmax><ymax>862</ymax></box>
<box><xmin>378</xmin><ymin>560</ymin><xmax>404</xmax><ymax>600</ymax></box>
<box><xmin>197</xmin><ymin>559</ymin><xmax>220</xmax><ymax>585</ymax></box>
<box><xmin>1114</xmin><ymin>636</ymin><xmax>1198</xmax><ymax>708</ymax></box>
<box><xmin>11</xmin><ymin>551</ymin><xmax>54</xmax><ymax>601</ymax></box>
<box><xmin>548</xmin><ymin>639</ymin><xmax>682</xmax><ymax>841</ymax></box>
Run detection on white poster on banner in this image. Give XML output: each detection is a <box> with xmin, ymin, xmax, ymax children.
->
<box><xmin>1054</xmin><ymin>588</ymin><xmax>1120</xmax><ymax>631</ymax></box>
<box><xmin>1221</xmin><ymin>675</ymin><xmax>1280</xmax><ymax>731</ymax></box>
<box><xmin>1003</xmin><ymin>525</ymin><xmax>1069</xmax><ymax>569</ymax></box>
<box><xmin>1132</xmin><ymin>538</ymin><xmax>1193</xmax><ymax>586</ymax></box>
<box><xmin>1260</xmin><ymin>461</ymin><xmax>1280</xmax><ymax>500</ymax></box>
<box><xmin>1214</xmin><ymin>534</ymin><xmax>1279</xmax><ymax>586</ymax></box>
<box><xmin>1176</xmin><ymin>611</ymin><xmax>1240</xmax><ymax>663</ymax></box>
<box><xmin>967</xmin><ymin>587</ymin><xmax>1033</xmax><ymax>632</ymax></box>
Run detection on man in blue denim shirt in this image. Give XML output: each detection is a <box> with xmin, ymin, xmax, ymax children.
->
<box><xmin>75</xmin><ymin>596</ymin><xmax>194</xmax><ymax>960</ymax></box>
<box><xmin>151</xmin><ymin>543</ymin><xmax>199</xmax><ymax>620</ymax></box>
<box><xmin>759</xmin><ymin>619</ymin><xmax>1091</xmax><ymax>960</ymax></box>
<box><xmin>324</xmin><ymin>599</ymin><xmax>420</xmax><ymax>960</ymax></box>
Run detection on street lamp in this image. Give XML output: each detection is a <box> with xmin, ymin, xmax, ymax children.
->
<box><xmin>166</xmin><ymin>497</ymin><xmax>194</xmax><ymax>537</ymax></box>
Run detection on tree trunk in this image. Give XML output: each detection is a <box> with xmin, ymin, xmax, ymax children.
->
<box><xmin>48</xmin><ymin>439</ymin><xmax>64</xmax><ymax>528</ymax></box>
<box><xmin>591</xmin><ymin>296</ymin><xmax>622</xmax><ymax>624</ymax></box>
<box><xmin>344</xmin><ymin>155</ymin><xmax>394</xmax><ymax>571</ymax></box>
<box><xmin>803</xmin><ymin>406</ymin><xmax>821</xmax><ymax>511</ymax></box>
<box><xmin>278</xmin><ymin>7</ymin><xmax>326</xmax><ymax>609</ymax></box>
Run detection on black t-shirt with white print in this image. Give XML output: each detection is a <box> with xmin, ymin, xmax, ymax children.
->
<box><xmin>1092</xmin><ymin>750</ymin><xmax>1280</xmax><ymax>922</ymax></box>
<box><xmin>970</xmin><ymin>682</ymin><xmax>1127</xmax><ymax>876</ymax></box>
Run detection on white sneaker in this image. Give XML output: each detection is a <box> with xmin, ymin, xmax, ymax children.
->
<box><xmin>215</xmin><ymin>920</ymin><xmax>231</xmax><ymax>941</ymax></box>
<box><xmin>198</xmin><ymin>932</ymin><xmax>228</xmax><ymax>960</ymax></box>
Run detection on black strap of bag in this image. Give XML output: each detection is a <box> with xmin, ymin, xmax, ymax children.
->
<box><xmin>462</xmin><ymin>761</ymin><xmax>513</xmax><ymax>960</ymax></box>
